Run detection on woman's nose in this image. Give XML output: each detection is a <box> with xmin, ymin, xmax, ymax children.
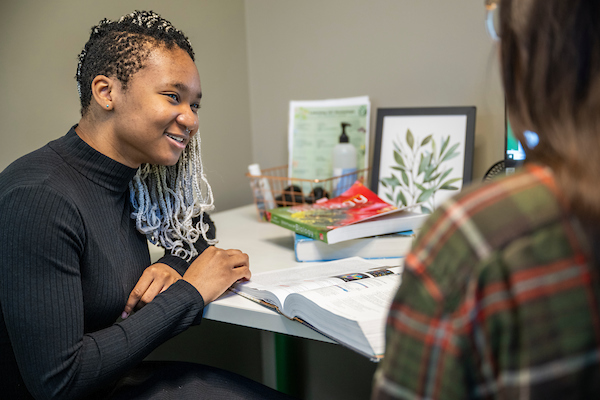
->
<box><xmin>177</xmin><ymin>108</ymin><xmax>199</xmax><ymax>134</ymax></box>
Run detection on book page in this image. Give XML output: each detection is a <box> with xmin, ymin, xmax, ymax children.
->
<box><xmin>285</xmin><ymin>272</ymin><xmax>401</xmax><ymax>356</ymax></box>
<box><xmin>232</xmin><ymin>257</ymin><xmax>399</xmax><ymax>310</ymax></box>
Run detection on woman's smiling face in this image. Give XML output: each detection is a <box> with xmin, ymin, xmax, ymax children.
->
<box><xmin>109</xmin><ymin>44</ymin><xmax>202</xmax><ymax>168</ymax></box>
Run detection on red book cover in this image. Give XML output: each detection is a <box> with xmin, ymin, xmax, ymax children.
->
<box><xmin>268</xmin><ymin>181</ymin><xmax>424</xmax><ymax>243</ymax></box>
<box><xmin>285</xmin><ymin>181</ymin><xmax>397</xmax><ymax>227</ymax></box>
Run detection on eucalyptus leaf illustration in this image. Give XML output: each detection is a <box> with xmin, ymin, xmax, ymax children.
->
<box><xmin>441</xmin><ymin>143</ymin><xmax>460</xmax><ymax>163</ymax></box>
<box><xmin>406</xmin><ymin>129</ymin><xmax>414</xmax><ymax>149</ymax></box>
<box><xmin>379</xmin><ymin>129</ymin><xmax>463</xmax><ymax>213</ymax></box>
<box><xmin>417</xmin><ymin>189</ymin><xmax>435</xmax><ymax>203</ymax></box>
<box><xmin>393</xmin><ymin>151</ymin><xmax>406</xmax><ymax>168</ymax></box>
<box><xmin>439</xmin><ymin>168</ymin><xmax>453</xmax><ymax>183</ymax></box>
<box><xmin>396</xmin><ymin>190</ymin><xmax>408</xmax><ymax>207</ymax></box>
<box><xmin>381</xmin><ymin>175</ymin><xmax>400</xmax><ymax>187</ymax></box>
<box><xmin>440</xmin><ymin>136</ymin><xmax>450</xmax><ymax>157</ymax></box>
<box><xmin>423</xmin><ymin>168</ymin><xmax>437</xmax><ymax>183</ymax></box>
<box><xmin>401</xmin><ymin>170</ymin><xmax>409</xmax><ymax>186</ymax></box>
<box><xmin>439</xmin><ymin>177</ymin><xmax>462</xmax><ymax>190</ymax></box>
<box><xmin>419</xmin><ymin>153</ymin><xmax>432</xmax><ymax>176</ymax></box>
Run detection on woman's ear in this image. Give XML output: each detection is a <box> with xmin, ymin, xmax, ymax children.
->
<box><xmin>90</xmin><ymin>75</ymin><xmax>115</xmax><ymax>111</ymax></box>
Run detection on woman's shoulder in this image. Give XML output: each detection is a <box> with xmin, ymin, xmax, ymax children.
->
<box><xmin>410</xmin><ymin>164</ymin><xmax>562</xmax><ymax>270</ymax></box>
<box><xmin>451</xmin><ymin>164</ymin><xmax>560</xmax><ymax>234</ymax></box>
<box><xmin>428</xmin><ymin>164</ymin><xmax>558</xmax><ymax>229</ymax></box>
<box><xmin>0</xmin><ymin>133</ymin><xmax>90</xmax><ymax>214</ymax></box>
<box><xmin>404</xmin><ymin>164</ymin><xmax>567</xmax><ymax>305</ymax></box>
<box><xmin>0</xmin><ymin>143</ymin><xmax>67</xmax><ymax>193</ymax></box>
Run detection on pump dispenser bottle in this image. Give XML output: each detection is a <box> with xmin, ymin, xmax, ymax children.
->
<box><xmin>332</xmin><ymin>122</ymin><xmax>357</xmax><ymax>195</ymax></box>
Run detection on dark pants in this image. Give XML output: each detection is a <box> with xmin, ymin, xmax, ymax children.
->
<box><xmin>107</xmin><ymin>361</ymin><xmax>295</xmax><ymax>400</ymax></box>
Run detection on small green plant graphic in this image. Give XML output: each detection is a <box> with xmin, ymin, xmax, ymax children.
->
<box><xmin>380</xmin><ymin>129</ymin><xmax>462</xmax><ymax>213</ymax></box>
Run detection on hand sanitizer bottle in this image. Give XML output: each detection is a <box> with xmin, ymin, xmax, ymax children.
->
<box><xmin>332</xmin><ymin>122</ymin><xmax>357</xmax><ymax>196</ymax></box>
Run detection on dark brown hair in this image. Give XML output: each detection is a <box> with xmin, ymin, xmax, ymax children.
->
<box><xmin>76</xmin><ymin>10</ymin><xmax>195</xmax><ymax>116</ymax></box>
<box><xmin>500</xmin><ymin>0</ymin><xmax>600</xmax><ymax>223</ymax></box>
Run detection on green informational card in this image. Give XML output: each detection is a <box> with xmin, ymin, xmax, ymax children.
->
<box><xmin>288</xmin><ymin>96</ymin><xmax>370</xmax><ymax>193</ymax></box>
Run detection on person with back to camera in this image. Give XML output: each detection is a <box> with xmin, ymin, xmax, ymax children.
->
<box><xmin>372</xmin><ymin>0</ymin><xmax>600</xmax><ymax>399</ymax></box>
<box><xmin>0</xmin><ymin>10</ymin><xmax>293</xmax><ymax>400</ymax></box>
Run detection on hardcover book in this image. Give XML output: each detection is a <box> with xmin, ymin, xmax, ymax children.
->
<box><xmin>268</xmin><ymin>181</ymin><xmax>427</xmax><ymax>244</ymax></box>
<box><xmin>230</xmin><ymin>257</ymin><xmax>403</xmax><ymax>361</ymax></box>
<box><xmin>294</xmin><ymin>231</ymin><xmax>415</xmax><ymax>262</ymax></box>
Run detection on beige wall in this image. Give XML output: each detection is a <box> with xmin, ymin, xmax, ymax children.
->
<box><xmin>0</xmin><ymin>0</ymin><xmax>253</xmax><ymax>211</ymax></box>
<box><xmin>0</xmin><ymin>0</ymin><xmax>504</xmax><ymax>211</ymax></box>
<box><xmin>0</xmin><ymin>1</ymin><xmax>504</xmax><ymax>211</ymax></box>
<box><xmin>244</xmin><ymin>0</ymin><xmax>505</xmax><ymax>182</ymax></box>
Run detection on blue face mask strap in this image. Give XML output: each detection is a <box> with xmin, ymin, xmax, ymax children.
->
<box><xmin>485</xmin><ymin>0</ymin><xmax>500</xmax><ymax>41</ymax></box>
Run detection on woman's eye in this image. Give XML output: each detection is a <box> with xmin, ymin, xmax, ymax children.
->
<box><xmin>191</xmin><ymin>103</ymin><xmax>201</xmax><ymax>113</ymax></box>
<box><xmin>166</xmin><ymin>93</ymin><xmax>179</xmax><ymax>102</ymax></box>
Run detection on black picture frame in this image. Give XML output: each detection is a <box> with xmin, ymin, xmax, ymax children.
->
<box><xmin>370</xmin><ymin>106</ymin><xmax>476</xmax><ymax>213</ymax></box>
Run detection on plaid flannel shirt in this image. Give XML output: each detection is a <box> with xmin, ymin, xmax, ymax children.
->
<box><xmin>372</xmin><ymin>164</ymin><xmax>600</xmax><ymax>399</ymax></box>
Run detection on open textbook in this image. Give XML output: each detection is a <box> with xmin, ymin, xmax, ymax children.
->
<box><xmin>230</xmin><ymin>257</ymin><xmax>403</xmax><ymax>362</ymax></box>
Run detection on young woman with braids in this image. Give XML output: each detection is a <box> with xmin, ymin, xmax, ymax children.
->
<box><xmin>0</xmin><ymin>10</ymin><xmax>291</xmax><ymax>400</ymax></box>
<box><xmin>372</xmin><ymin>1</ymin><xmax>600</xmax><ymax>399</ymax></box>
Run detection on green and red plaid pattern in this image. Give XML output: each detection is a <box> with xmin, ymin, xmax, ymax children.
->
<box><xmin>372</xmin><ymin>164</ymin><xmax>600</xmax><ymax>399</ymax></box>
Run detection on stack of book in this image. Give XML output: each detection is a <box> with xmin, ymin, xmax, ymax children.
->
<box><xmin>267</xmin><ymin>181</ymin><xmax>428</xmax><ymax>262</ymax></box>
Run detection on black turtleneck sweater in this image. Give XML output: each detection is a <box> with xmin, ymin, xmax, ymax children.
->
<box><xmin>0</xmin><ymin>127</ymin><xmax>213</xmax><ymax>400</ymax></box>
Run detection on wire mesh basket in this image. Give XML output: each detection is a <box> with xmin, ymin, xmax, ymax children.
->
<box><xmin>246</xmin><ymin>165</ymin><xmax>370</xmax><ymax>221</ymax></box>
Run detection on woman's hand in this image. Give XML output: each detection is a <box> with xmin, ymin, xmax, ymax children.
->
<box><xmin>182</xmin><ymin>246</ymin><xmax>250</xmax><ymax>304</ymax></box>
<box><xmin>122</xmin><ymin>263</ymin><xmax>182</xmax><ymax>318</ymax></box>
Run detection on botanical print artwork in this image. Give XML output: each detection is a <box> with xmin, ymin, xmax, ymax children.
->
<box><xmin>380</xmin><ymin>129</ymin><xmax>461</xmax><ymax>213</ymax></box>
<box><xmin>376</xmin><ymin>115</ymin><xmax>468</xmax><ymax>213</ymax></box>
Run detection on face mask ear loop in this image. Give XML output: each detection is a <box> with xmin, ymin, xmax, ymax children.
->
<box><xmin>485</xmin><ymin>0</ymin><xmax>500</xmax><ymax>41</ymax></box>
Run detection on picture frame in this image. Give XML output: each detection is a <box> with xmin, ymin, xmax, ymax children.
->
<box><xmin>370</xmin><ymin>106</ymin><xmax>476</xmax><ymax>214</ymax></box>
